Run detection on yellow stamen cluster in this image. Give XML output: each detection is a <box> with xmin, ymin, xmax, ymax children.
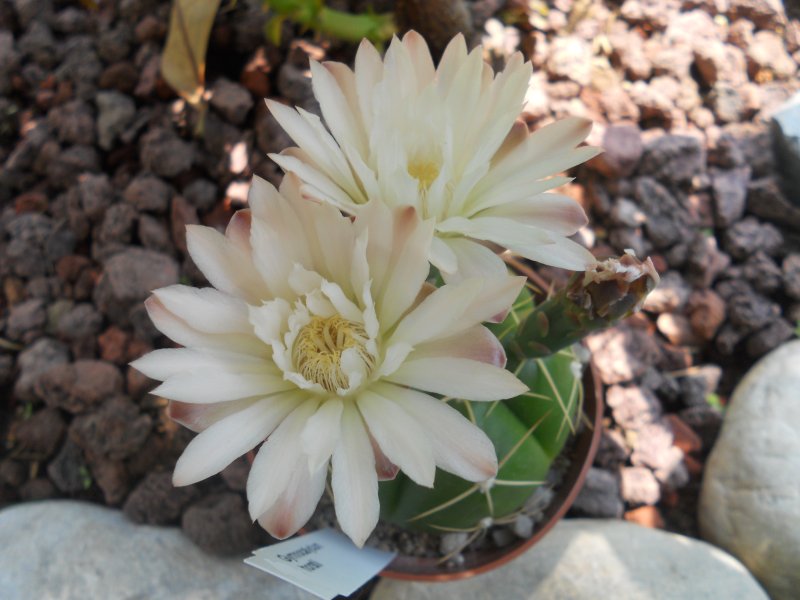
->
<box><xmin>293</xmin><ymin>315</ymin><xmax>374</xmax><ymax>392</ymax></box>
<box><xmin>407</xmin><ymin>157</ymin><xmax>441</xmax><ymax>192</ymax></box>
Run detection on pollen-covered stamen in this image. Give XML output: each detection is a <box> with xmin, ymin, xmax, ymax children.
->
<box><xmin>407</xmin><ymin>157</ymin><xmax>441</xmax><ymax>192</ymax></box>
<box><xmin>292</xmin><ymin>315</ymin><xmax>374</xmax><ymax>392</ymax></box>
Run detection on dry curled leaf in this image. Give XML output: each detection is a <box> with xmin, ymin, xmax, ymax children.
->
<box><xmin>161</xmin><ymin>0</ymin><xmax>222</xmax><ymax>109</ymax></box>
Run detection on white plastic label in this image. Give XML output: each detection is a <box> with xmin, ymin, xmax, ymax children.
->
<box><xmin>245</xmin><ymin>529</ymin><xmax>396</xmax><ymax>599</ymax></box>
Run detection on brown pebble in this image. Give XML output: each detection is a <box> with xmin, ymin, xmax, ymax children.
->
<box><xmin>687</xmin><ymin>289</ymin><xmax>726</xmax><ymax>340</ymax></box>
<box><xmin>14</xmin><ymin>191</ymin><xmax>48</xmax><ymax>214</ymax></box>
<box><xmin>657</xmin><ymin>313</ymin><xmax>702</xmax><ymax>346</ymax></box>
<box><xmin>98</xmin><ymin>326</ymin><xmax>131</xmax><ymax>365</ymax></box>
<box><xmin>624</xmin><ymin>506</ymin><xmax>665</xmax><ymax>529</ymax></box>
<box><xmin>665</xmin><ymin>414</ymin><xmax>702</xmax><ymax>455</ymax></box>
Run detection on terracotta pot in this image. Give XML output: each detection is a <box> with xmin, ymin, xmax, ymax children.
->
<box><xmin>378</xmin><ymin>363</ymin><xmax>604</xmax><ymax>581</ymax></box>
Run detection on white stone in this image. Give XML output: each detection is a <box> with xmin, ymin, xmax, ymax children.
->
<box><xmin>372</xmin><ymin>519</ymin><xmax>767</xmax><ymax>600</ymax></box>
<box><xmin>0</xmin><ymin>501</ymin><xmax>313</xmax><ymax>600</ymax></box>
<box><xmin>699</xmin><ymin>340</ymin><xmax>800</xmax><ymax>600</ymax></box>
<box><xmin>772</xmin><ymin>91</ymin><xmax>800</xmax><ymax>200</ymax></box>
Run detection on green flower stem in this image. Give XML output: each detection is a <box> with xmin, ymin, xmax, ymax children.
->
<box><xmin>513</xmin><ymin>253</ymin><xmax>660</xmax><ymax>359</ymax></box>
<box><xmin>264</xmin><ymin>0</ymin><xmax>395</xmax><ymax>44</ymax></box>
<box><xmin>315</xmin><ymin>6</ymin><xmax>395</xmax><ymax>43</ymax></box>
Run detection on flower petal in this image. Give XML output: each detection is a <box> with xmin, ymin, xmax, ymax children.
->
<box><xmin>266</xmin><ymin>100</ymin><xmax>358</xmax><ymax>196</ymax></box>
<box><xmin>479</xmin><ymin>194</ymin><xmax>588</xmax><ymax>236</ymax></box>
<box><xmin>257</xmin><ymin>459</ymin><xmax>327</xmax><ymax>540</ymax></box>
<box><xmin>247</xmin><ymin>397</ymin><xmax>320</xmax><ymax>520</ymax></box>
<box><xmin>402</xmin><ymin>30</ymin><xmax>436</xmax><ymax>89</ymax></box>
<box><xmin>153</xmin><ymin>285</ymin><xmax>252</xmax><ymax>334</ymax></box>
<box><xmin>300</xmin><ymin>398</ymin><xmax>344</xmax><ymax>473</ymax></box>
<box><xmin>369</xmin><ymin>432</ymin><xmax>399</xmax><ymax>481</ymax></box>
<box><xmin>440</xmin><ymin>238</ymin><xmax>507</xmax><ymax>283</ymax></box>
<box><xmin>185</xmin><ymin>225</ymin><xmax>268</xmax><ymax>303</ymax></box>
<box><xmin>153</xmin><ymin>371</ymin><xmax>294</xmax><ymax>404</ymax></box>
<box><xmin>130</xmin><ymin>348</ymin><xmax>267</xmax><ymax>381</ymax></box>
<box><xmin>436</xmin><ymin>216</ymin><xmax>553</xmax><ymax>251</ymax></box>
<box><xmin>145</xmin><ymin>297</ymin><xmax>269</xmax><ymax>357</ymax></box>
<box><xmin>374</xmin><ymin>382</ymin><xmax>498</xmax><ymax>482</ymax></box>
<box><xmin>460</xmin><ymin>274</ymin><xmax>526</xmax><ymax>327</ymax></box>
<box><xmin>429</xmin><ymin>235</ymin><xmax>458</xmax><ymax>275</ymax></box>
<box><xmin>269</xmin><ymin>150</ymin><xmax>360</xmax><ymax>211</ymax></box>
<box><xmin>412</xmin><ymin>325</ymin><xmax>506</xmax><ymax>367</ymax></box>
<box><xmin>173</xmin><ymin>393</ymin><xmax>301</xmax><ymax>486</ymax></box>
<box><xmin>167</xmin><ymin>398</ymin><xmax>256</xmax><ymax>433</ymax></box>
<box><xmin>249</xmin><ymin>298</ymin><xmax>292</xmax><ymax>345</ymax></box>
<box><xmin>354</xmin><ymin>38</ymin><xmax>384</xmax><ymax>131</ymax></box>
<box><xmin>357</xmin><ymin>390</ymin><xmax>435</xmax><ymax>487</ymax></box>
<box><xmin>376</xmin><ymin>207</ymin><xmax>434</xmax><ymax>330</ymax></box>
<box><xmin>311</xmin><ymin>60</ymin><xmax>367</xmax><ymax>158</ymax></box>
<box><xmin>331</xmin><ymin>403</ymin><xmax>378</xmax><ymax>547</ymax></box>
<box><xmin>390</xmin><ymin>278</ymin><xmax>483</xmax><ymax>346</ymax></box>
<box><xmin>512</xmin><ymin>235</ymin><xmax>596</xmax><ymax>271</ymax></box>
<box><xmin>387</xmin><ymin>357</ymin><xmax>528</xmax><ymax>402</ymax></box>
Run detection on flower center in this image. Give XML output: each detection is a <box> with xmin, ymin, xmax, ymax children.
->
<box><xmin>407</xmin><ymin>157</ymin><xmax>441</xmax><ymax>191</ymax></box>
<box><xmin>292</xmin><ymin>315</ymin><xmax>374</xmax><ymax>392</ymax></box>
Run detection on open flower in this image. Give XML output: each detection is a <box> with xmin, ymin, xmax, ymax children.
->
<box><xmin>266</xmin><ymin>31</ymin><xmax>600</xmax><ymax>282</ymax></box>
<box><xmin>131</xmin><ymin>175</ymin><xmax>527</xmax><ymax>546</ymax></box>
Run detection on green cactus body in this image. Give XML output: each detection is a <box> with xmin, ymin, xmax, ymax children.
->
<box><xmin>378</xmin><ymin>287</ymin><xmax>584</xmax><ymax>532</ymax></box>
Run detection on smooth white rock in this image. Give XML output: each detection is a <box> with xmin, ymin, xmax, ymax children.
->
<box><xmin>372</xmin><ymin>519</ymin><xmax>767</xmax><ymax>600</ymax></box>
<box><xmin>772</xmin><ymin>91</ymin><xmax>800</xmax><ymax>200</ymax></box>
<box><xmin>699</xmin><ymin>340</ymin><xmax>800</xmax><ymax>600</ymax></box>
<box><xmin>0</xmin><ymin>500</ymin><xmax>313</xmax><ymax>600</ymax></box>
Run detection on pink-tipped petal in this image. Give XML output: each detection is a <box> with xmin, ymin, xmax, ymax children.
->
<box><xmin>480</xmin><ymin>194</ymin><xmax>589</xmax><ymax>236</ymax></box>
<box><xmin>167</xmin><ymin>399</ymin><xmax>255</xmax><ymax>433</ymax></box>
<box><xmin>412</xmin><ymin>325</ymin><xmax>506</xmax><ymax>367</ymax></box>
<box><xmin>185</xmin><ymin>225</ymin><xmax>268</xmax><ymax>303</ymax></box>
<box><xmin>172</xmin><ymin>394</ymin><xmax>300</xmax><ymax>486</ymax></box>
<box><xmin>369</xmin><ymin>433</ymin><xmax>399</xmax><ymax>481</ymax></box>
<box><xmin>247</xmin><ymin>398</ymin><xmax>320</xmax><ymax>520</ymax></box>
<box><xmin>257</xmin><ymin>459</ymin><xmax>327</xmax><ymax>540</ymax></box>
<box><xmin>144</xmin><ymin>296</ymin><xmax>268</xmax><ymax>357</ymax></box>
<box><xmin>374</xmin><ymin>382</ymin><xmax>498</xmax><ymax>482</ymax></box>
<box><xmin>153</xmin><ymin>285</ymin><xmax>252</xmax><ymax>334</ymax></box>
<box><xmin>390</xmin><ymin>278</ymin><xmax>483</xmax><ymax>346</ymax></box>
<box><xmin>357</xmin><ymin>390</ymin><xmax>436</xmax><ymax>488</ymax></box>
<box><xmin>225</xmin><ymin>209</ymin><xmax>252</xmax><ymax>254</ymax></box>
<box><xmin>376</xmin><ymin>208</ymin><xmax>434</xmax><ymax>330</ymax></box>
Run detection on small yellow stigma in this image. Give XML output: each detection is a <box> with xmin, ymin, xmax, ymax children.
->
<box><xmin>292</xmin><ymin>315</ymin><xmax>374</xmax><ymax>392</ymax></box>
<box><xmin>407</xmin><ymin>157</ymin><xmax>441</xmax><ymax>191</ymax></box>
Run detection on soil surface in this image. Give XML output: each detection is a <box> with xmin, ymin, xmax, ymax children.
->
<box><xmin>1</xmin><ymin>0</ymin><xmax>799</xmax><ymax>560</ymax></box>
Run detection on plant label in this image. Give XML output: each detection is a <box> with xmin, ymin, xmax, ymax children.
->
<box><xmin>245</xmin><ymin>528</ymin><xmax>396</xmax><ymax>599</ymax></box>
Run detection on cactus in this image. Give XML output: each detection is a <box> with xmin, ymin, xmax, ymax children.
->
<box><xmin>378</xmin><ymin>285</ymin><xmax>584</xmax><ymax>532</ymax></box>
<box><xmin>514</xmin><ymin>253</ymin><xmax>660</xmax><ymax>358</ymax></box>
<box><xmin>378</xmin><ymin>254</ymin><xmax>659</xmax><ymax>534</ymax></box>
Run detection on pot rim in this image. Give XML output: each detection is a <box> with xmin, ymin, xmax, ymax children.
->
<box><xmin>378</xmin><ymin>361</ymin><xmax>604</xmax><ymax>581</ymax></box>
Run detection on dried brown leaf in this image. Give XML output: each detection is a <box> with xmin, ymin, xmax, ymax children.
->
<box><xmin>161</xmin><ymin>0</ymin><xmax>222</xmax><ymax>108</ymax></box>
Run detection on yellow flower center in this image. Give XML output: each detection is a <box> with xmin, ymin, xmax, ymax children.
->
<box><xmin>407</xmin><ymin>157</ymin><xmax>441</xmax><ymax>191</ymax></box>
<box><xmin>292</xmin><ymin>315</ymin><xmax>374</xmax><ymax>392</ymax></box>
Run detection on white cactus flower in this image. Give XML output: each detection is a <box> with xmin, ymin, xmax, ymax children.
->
<box><xmin>266</xmin><ymin>31</ymin><xmax>600</xmax><ymax>282</ymax></box>
<box><xmin>131</xmin><ymin>174</ymin><xmax>527</xmax><ymax>547</ymax></box>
